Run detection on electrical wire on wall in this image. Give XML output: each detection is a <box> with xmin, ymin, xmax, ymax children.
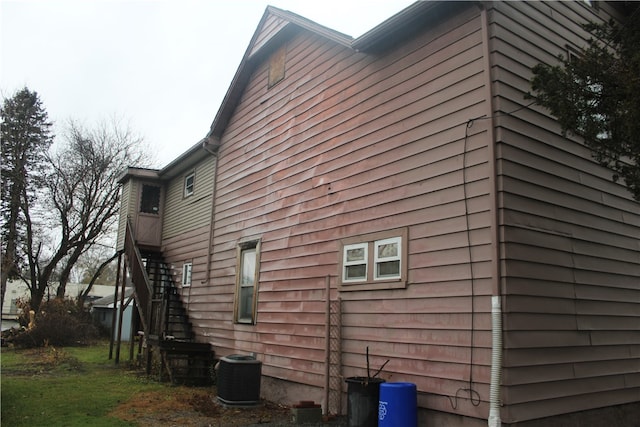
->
<box><xmin>447</xmin><ymin>101</ymin><xmax>537</xmax><ymax>411</ymax></box>
<box><xmin>448</xmin><ymin>117</ymin><xmax>483</xmax><ymax>410</ymax></box>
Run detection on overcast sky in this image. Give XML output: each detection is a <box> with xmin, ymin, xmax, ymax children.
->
<box><xmin>1</xmin><ymin>0</ymin><xmax>414</xmax><ymax>167</ymax></box>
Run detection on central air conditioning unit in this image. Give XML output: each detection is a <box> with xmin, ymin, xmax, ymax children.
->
<box><xmin>216</xmin><ymin>354</ymin><xmax>262</xmax><ymax>405</ymax></box>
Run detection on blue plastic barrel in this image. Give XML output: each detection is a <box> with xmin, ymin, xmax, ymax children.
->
<box><xmin>378</xmin><ymin>382</ymin><xmax>417</xmax><ymax>427</ymax></box>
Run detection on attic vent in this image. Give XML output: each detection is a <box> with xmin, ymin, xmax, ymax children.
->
<box><xmin>268</xmin><ymin>45</ymin><xmax>286</xmax><ymax>88</ymax></box>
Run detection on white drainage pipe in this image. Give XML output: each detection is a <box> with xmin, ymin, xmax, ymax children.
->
<box><xmin>488</xmin><ymin>295</ymin><xmax>502</xmax><ymax>427</ymax></box>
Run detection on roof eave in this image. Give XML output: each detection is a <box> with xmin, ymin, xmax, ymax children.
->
<box><xmin>158</xmin><ymin>139</ymin><xmax>209</xmax><ymax>179</ymax></box>
<box><xmin>117</xmin><ymin>167</ymin><xmax>161</xmax><ymax>184</ymax></box>
<box><xmin>353</xmin><ymin>1</ymin><xmax>442</xmax><ymax>52</ymax></box>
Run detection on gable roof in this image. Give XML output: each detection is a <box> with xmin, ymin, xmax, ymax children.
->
<box><xmin>203</xmin><ymin>6</ymin><xmax>350</xmax><ymax>149</ymax></box>
<box><xmin>202</xmin><ymin>1</ymin><xmax>451</xmax><ymax>150</ymax></box>
<box><xmin>262</xmin><ymin>6</ymin><xmax>354</xmax><ymax>52</ymax></box>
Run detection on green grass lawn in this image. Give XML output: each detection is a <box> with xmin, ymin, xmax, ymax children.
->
<box><xmin>1</xmin><ymin>342</ymin><xmax>166</xmax><ymax>427</ymax></box>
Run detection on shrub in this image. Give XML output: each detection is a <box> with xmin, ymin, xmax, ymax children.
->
<box><xmin>6</xmin><ymin>298</ymin><xmax>99</xmax><ymax>348</ymax></box>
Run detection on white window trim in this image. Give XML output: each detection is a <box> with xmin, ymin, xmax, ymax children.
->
<box><xmin>339</xmin><ymin>228</ymin><xmax>408</xmax><ymax>292</ymax></box>
<box><xmin>184</xmin><ymin>172</ymin><xmax>195</xmax><ymax>197</ymax></box>
<box><xmin>343</xmin><ymin>243</ymin><xmax>368</xmax><ymax>283</ymax></box>
<box><xmin>234</xmin><ymin>239</ymin><xmax>261</xmax><ymax>324</ymax></box>
<box><xmin>182</xmin><ymin>262</ymin><xmax>192</xmax><ymax>287</ymax></box>
<box><xmin>374</xmin><ymin>237</ymin><xmax>402</xmax><ymax>281</ymax></box>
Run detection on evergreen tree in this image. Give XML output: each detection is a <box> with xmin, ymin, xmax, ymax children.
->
<box><xmin>1</xmin><ymin>88</ymin><xmax>54</xmax><ymax>311</ymax></box>
<box><xmin>527</xmin><ymin>8</ymin><xmax>640</xmax><ymax>201</ymax></box>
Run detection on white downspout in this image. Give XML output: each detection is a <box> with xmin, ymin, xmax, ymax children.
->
<box><xmin>480</xmin><ymin>4</ymin><xmax>503</xmax><ymax>426</ymax></box>
<box><xmin>488</xmin><ymin>296</ymin><xmax>503</xmax><ymax>427</ymax></box>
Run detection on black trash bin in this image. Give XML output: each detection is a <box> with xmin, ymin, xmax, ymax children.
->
<box><xmin>345</xmin><ymin>376</ymin><xmax>385</xmax><ymax>427</ymax></box>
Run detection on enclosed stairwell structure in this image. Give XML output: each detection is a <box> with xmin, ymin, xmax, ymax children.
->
<box><xmin>113</xmin><ymin>164</ymin><xmax>215</xmax><ymax>386</ymax></box>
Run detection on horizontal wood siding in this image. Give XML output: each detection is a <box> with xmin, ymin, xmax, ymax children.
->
<box><xmin>490</xmin><ymin>1</ymin><xmax>640</xmax><ymax>423</ymax></box>
<box><xmin>161</xmin><ymin>225</ymin><xmax>210</xmax><ymax>291</ymax></box>
<box><xmin>160</xmin><ymin>157</ymin><xmax>215</xmax><ymax>291</ymax></box>
<box><xmin>162</xmin><ymin>156</ymin><xmax>216</xmax><ymax>240</ymax></box>
<box><xmin>193</xmin><ymin>4</ymin><xmax>498</xmax><ymax>419</ymax></box>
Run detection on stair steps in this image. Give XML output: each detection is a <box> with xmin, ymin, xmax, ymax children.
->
<box><xmin>136</xmin><ymin>252</ymin><xmax>215</xmax><ymax>386</ymax></box>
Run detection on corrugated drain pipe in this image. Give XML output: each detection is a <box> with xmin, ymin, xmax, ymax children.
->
<box><xmin>488</xmin><ymin>296</ymin><xmax>502</xmax><ymax>427</ymax></box>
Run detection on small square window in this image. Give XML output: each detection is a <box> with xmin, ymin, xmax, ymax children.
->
<box><xmin>184</xmin><ymin>173</ymin><xmax>195</xmax><ymax>197</ymax></box>
<box><xmin>182</xmin><ymin>262</ymin><xmax>192</xmax><ymax>287</ymax></box>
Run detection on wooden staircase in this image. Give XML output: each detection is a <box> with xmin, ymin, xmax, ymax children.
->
<box><xmin>123</xmin><ymin>219</ymin><xmax>214</xmax><ymax>386</ymax></box>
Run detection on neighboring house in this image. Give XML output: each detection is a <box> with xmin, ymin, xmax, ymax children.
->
<box><xmin>90</xmin><ymin>288</ymin><xmax>135</xmax><ymax>341</ymax></box>
<box><xmin>116</xmin><ymin>2</ymin><xmax>639</xmax><ymax>426</ymax></box>
<box><xmin>2</xmin><ymin>280</ymin><xmax>115</xmax><ymax>320</ymax></box>
<box><xmin>1</xmin><ymin>280</ymin><xmax>30</xmax><ymax>320</ymax></box>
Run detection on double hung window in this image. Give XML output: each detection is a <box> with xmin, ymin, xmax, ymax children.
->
<box><xmin>343</xmin><ymin>243</ymin><xmax>368</xmax><ymax>282</ymax></box>
<box><xmin>374</xmin><ymin>237</ymin><xmax>401</xmax><ymax>280</ymax></box>
<box><xmin>184</xmin><ymin>172</ymin><xmax>195</xmax><ymax>197</ymax></box>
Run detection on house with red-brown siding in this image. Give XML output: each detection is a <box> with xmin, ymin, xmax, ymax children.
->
<box><xmin>117</xmin><ymin>1</ymin><xmax>639</xmax><ymax>425</ymax></box>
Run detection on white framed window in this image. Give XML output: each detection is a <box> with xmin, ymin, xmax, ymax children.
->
<box><xmin>182</xmin><ymin>262</ymin><xmax>192</xmax><ymax>287</ymax></box>
<box><xmin>235</xmin><ymin>240</ymin><xmax>261</xmax><ymax>324</ymax></box>
<box><xmin>184</xmin><ymin>172</ymin><xmax>195</xmax><ymax>197</ymax></box>
<box><xmin>343</xmin><ymin>243</ymin><xmax>368</xmax><ymax>282</ymax></box>
<box><xmin>340</xmin><ymin>228</ymin><xmax>407</xmax><ymax>291</ymax></box>
<box><xmin>374</xmin><ymin>237</ymin><xmax>401</xmax><ymax>280</ymax></box>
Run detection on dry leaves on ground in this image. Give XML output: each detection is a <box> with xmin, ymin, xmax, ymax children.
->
<box><xmin>109</xmin><ymin>387</ymin><xmax>292</xmax><ymax>427</ymax></box>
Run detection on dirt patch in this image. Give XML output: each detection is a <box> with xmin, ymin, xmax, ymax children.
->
<box><xmin>109</xmin><ymin>387</ymin><xmax>293</xmax><ymax>426</ymax></box>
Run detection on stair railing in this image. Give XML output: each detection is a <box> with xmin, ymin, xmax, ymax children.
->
<box><xmin>148</xmin><ymin>258</ymin><xmax>172</xmax><ymax>340</ymax></box>
<box><xmin>123</xmin><ymin>217</ymin><xmax>153</xmax><ymax>334</ymax></box>
<box><xmin>154</xmin><ymin>261</ymin><xmax>183</xmax><ymax>340</ymax></box>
